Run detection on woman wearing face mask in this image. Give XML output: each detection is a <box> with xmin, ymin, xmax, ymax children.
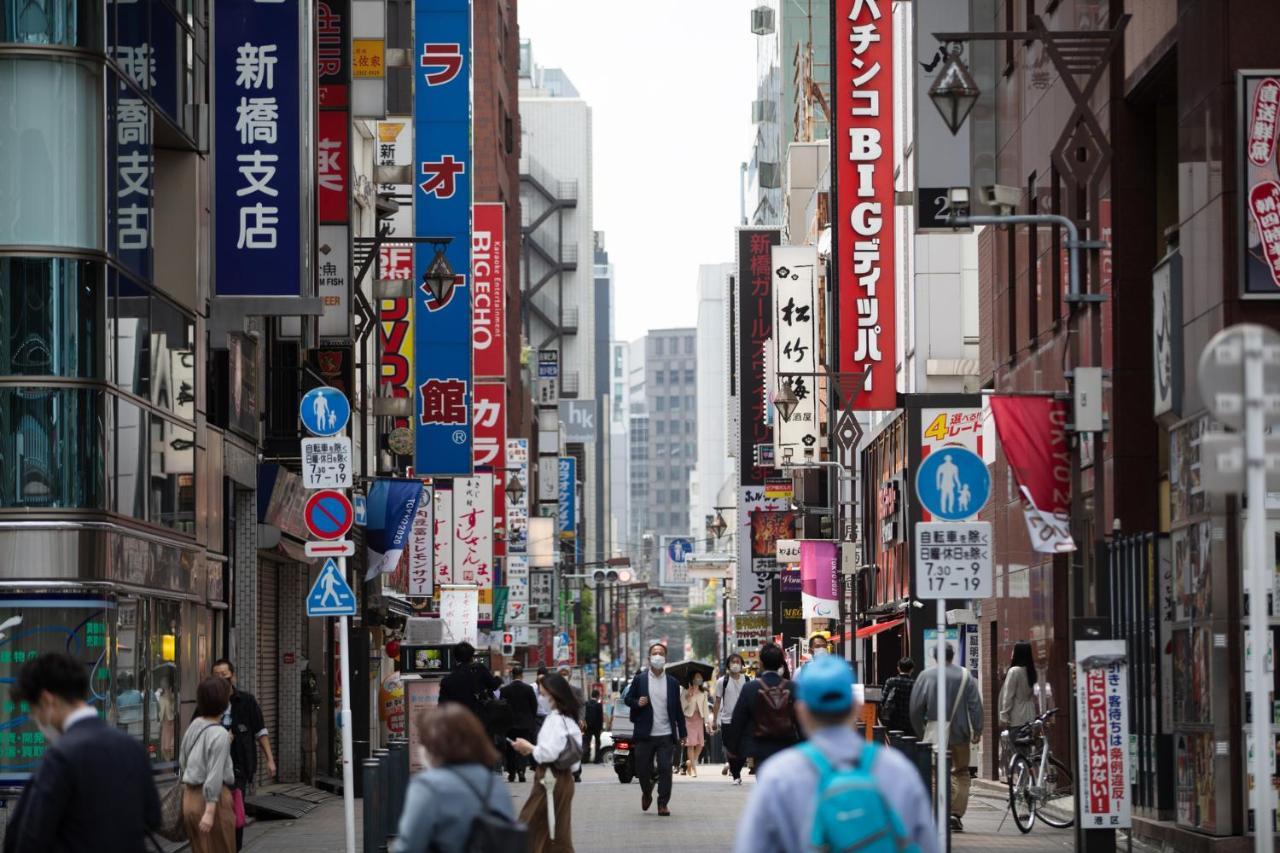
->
<box><xmin>512</xmin><ymin>673</ymin><xmax>582</xmax><ymax>851</ymax></box>
<box><xmin>179</xmin><ymin>677</ymin><xmax>237</xmax><ymax>852</ymax></box>
<box><xmin>679</xmin><ymin>673</ymin><xmax>710</xmax><ymax>777</ymax></box>
<box><xmin>392</xmin><ymin>704</ymin><xmax>517</xmax><ymax>853</ymax></box>
<box><xmin>712</xmin><ymin>654</ymin><xmax>751</xmax><ymax>784</ymax></box>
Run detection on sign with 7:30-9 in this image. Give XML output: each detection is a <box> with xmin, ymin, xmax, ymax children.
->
<box><xmin>914</xmin><ymin>522</ymin><xmax>993</xmax><ymax>600</ymax></box>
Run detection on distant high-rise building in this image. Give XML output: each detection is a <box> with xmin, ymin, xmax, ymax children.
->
<box><xmin>689</xmin><ymin>265</ymin><xmax>735</xmax><ymax>553</ymax></box>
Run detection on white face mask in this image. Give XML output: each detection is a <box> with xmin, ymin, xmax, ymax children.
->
<box><xmin>692</xmin><ymin>678</ymin><xmax>703</xmax><ymax>688</ymax></box>
<box><xmin>729</xmin><ymin>663</ymin><xmax>742</xmax><ymax>674</ymax></box>
<box><xmin>813</xmin><ymin>647</ymin><xmax>828</xmax><ymax>657</ymax></box>
<box><xmin>649</xmin><ymin>655</ymin><xmax>665</xmax><ymax>670</ymax></box>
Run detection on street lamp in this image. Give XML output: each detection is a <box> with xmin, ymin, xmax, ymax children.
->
<box><xmin>927</xmin><ymin>42</ymin><xmax>980</xmax><ymax>136</ymax></box>
<box><xmin>503</xmin><ymin>473</ymin><xmax>525</xmax><ymax>506</ymax></box>
<box><xmin>421</xmin><ymin>244</ymin><xmax>456</xmax><ymax>304</ymax></box>
<box><xmin>773</xmin><ymin>381</ymin><xmax>799</xmax><ymax>422</ymax></box>
<box><xmin>708</xmin><ymin>509</ymin><xmax>728</xmax><ymax>541</ymax></box>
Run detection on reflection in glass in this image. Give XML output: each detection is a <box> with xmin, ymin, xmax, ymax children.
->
<box><xmin>150</xmin><ymin>296</ymin><xmax>195</xmax><ymax>421</ymax></box>
<box><xmin>0</xmin><ymin>58</ymin><xmax>102</xmax><ymax>250</ymax></box>
<box><xmin>113</xmin><ymin>597</ymin><xmax>143</xmax><ymax>739</ymax></box>
<box><xmin>108</xmin><ymin>72</ymin><xmax>153</xmax><ymax>282</ymax></box>
<box><xmin>113</xmin><ymin>275</ymin><xmax>150</xmax><ymax>396</ymax></box>
<box><xmin>116</xmin><ymin>397</ymin><xmax>146</xmax><ymax>518</ymax></box>
<box><xmin>1</xmin><ymin>0</ymin><xmax>96</xmax><ymax>47</ymax></box>
<box><xmin>0</xmin><ymin>387</ymin><xmax>103</xmax><ymax>508</ymax></box>
<box><xmin>148</xmin><ymin>598</ymin><xmax>180</xmax><ymax>764</ymax></box>
<box><xmin>0</xmin><ymin>257</ymin><xmax>100</xmax><ymax>379</ymax></box>
<box><xmin>149</xmin><ymin>414</ymin><xmax>193</xmax><ymax>532</ymax></box>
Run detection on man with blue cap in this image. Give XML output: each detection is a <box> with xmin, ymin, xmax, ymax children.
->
<box><xmin>732</xmin><ymin>654</ymin><xmax>937</xmax><ymax>853</ymax></box>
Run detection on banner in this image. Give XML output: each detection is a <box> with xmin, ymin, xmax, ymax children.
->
<box><xmin>413</xmin><ymin>0</ymin><xmax>473</xmax><ymax>475</ymax></box>
<box><xmin>433</xmin><ymin>484</ymin><xmax>454</xmax><ymax>586</ymax></box>
<box><xmin>407</xmin><ymin>485</ymin><xmax>433</xmax><ymax>597</ymax></box>
<box><xmin>799</xmin><ymin>540</ymin><xmax>839</xmax><ymax>619</ymax></box>
<box><xmin>506</xmin><ymin>438</ymin><xmax>529</xmax><ymax>552</ymax></box>
<box><xmin>365</xmin><ymin>479</ymin><xmax>425</xmax><ymax>580</ymax></box>
<box><xmin>737</xmin><ymin>486</ymin><xmax>787</xmax><ymax>613</ymax></box>
<box><xmin>473</xmin><ymin>203</ymin><xmax>506</xmax><ymax>377</ymax></box>
<box><xmin>835</xmin><ymin>0</ymin><xmax>896</xmax><ymax>408</ymax></box>
<box><xmin>771</xmin><ymin>246</ymin><xmax>821</xmax><ymax>463</ymax></box>
<box><xmin>213</xmin><ymin>0</ymin><xmax>303</xmax><ymax>297</ymax></box>
<box><xmin>453</xmin><ymin>474</ymin><xmax>494</xmax><ymax>621</ymax></box>
<box><xmin>736</xmin><ymin>228</ymin><xmax>783</xmax><ymax>484</ymax></box>
<box><xmin>1075</xmin><ymin>640</ymin><xmax>1132</xmax><ymax>829</ymax></box>
<box><xmin>990</xmin><ymin>396</ymin><xmax>1075</xmax><ymax>553</ymax></box>
<box><xmin>473</xmin><ymin>382</ymin><xmax>506</xmax><ymax>557</ymax></box>
<box><xmin>440</xmin><ymin>585</ymin><xmax>479</xmax><ymax>645</ymax></box>
<box><xmin>1242</xmin><ymin>72</ymin><xmax>1280</xmax><ymax>295</ymax></box>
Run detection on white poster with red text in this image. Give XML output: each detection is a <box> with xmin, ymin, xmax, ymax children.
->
<box><xmin>990</xmin><ymin>396</ymin><xmax>1075</xmax><ymax>553</ymax></box>
<box><xmin>1075</xmin><ymin>640</ymin><xmax>1131</xmax><ymax>829</ymax></box>
<box><xmin>473</xmin><ymin>382</ymin><xmax>506</xmax><ymax>559</ymax></box>
<box><xmin>454</xmin><ymin>474</ymin><xmax>494</xmax><ymax>623</ymax></box>
<box><xmin>407</xmin><ymin>485</ymin><xmax>434</xmax><ymax>598</ymax></box>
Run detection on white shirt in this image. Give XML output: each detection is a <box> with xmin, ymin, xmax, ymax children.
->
<box><xmin>535</xmin><ymin>682</ymin><xmax>552</xmax><ymax>717</ymax></box>
<box><xmin>718</xmin><ymin>674</ymin><xmax>745</xmax><ymax>723</ymax></box>
<box><xmin>63</xmin><ymin>705</ymin><xmax>99</xmax><ymax>731</ymax></box>
<box><xmin>648</xmin><ymin>669</ymin><xmax>671</xmax><ymax>737</ymax></box>
<box><xmin>531</xmin><ymin>710</ymin><xmax>582</xmax><ymax>772</ymax></box>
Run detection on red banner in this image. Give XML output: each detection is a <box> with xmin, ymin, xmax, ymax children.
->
<box><xmin>318</xmin><ymin>110</ymin><xmax>349</xmax><ymax>223</ymax></box>
<box><xmin>989</xmin><ymin>396</ymin><xmax>1075</xmax><ymax>553</ymax></box>
<box><xmin>836</xmin><ymin>0</ymin><xmax>895</xmax><ymax>410</ymax></box>
<box><xmin>474</xmin><ymin>381</ymin><xmax>506</xmax><ymax>558</ymax></box>
<box><xmin>473</xmin><ymin>203</ymin><xmax>506</xmax><ymax>378</ymax></box>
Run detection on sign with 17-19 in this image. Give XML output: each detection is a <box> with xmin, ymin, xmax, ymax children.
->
<box><xmin>301</xmin><ymin>436</ymin><xmax>353</xmax><ymax>489</ymax></box>
<box><xmin>914</xmin><ymin>522</ymin><xmax>993</xmax><ymax>599</ymax></box>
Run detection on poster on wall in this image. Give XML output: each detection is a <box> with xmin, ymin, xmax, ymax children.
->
<box><xmin>750</xmin><ymin>510</ymin><xmax>796</xmax><ymax>575</ymax></box>
<box><xmin>1240</xmin><ymin>72</ymin><xmax>1280</xmax><ymax>297</ymax></box>
<box><xmin>737</xmin><ymin>486</ymin><xmax>787</xmax><ymax>613</ymax></box>
<box><xmin>405</xmin><ymin>678</ymin><xmax>441</xmax><ymax>773</ymax></box>
<box><xmin>1075</xmin><ymin>640</ymin><xmax>1132</xmax><ymax>829</ymax></box>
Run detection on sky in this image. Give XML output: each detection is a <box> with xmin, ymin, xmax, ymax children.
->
<box><xmin>518</xmin><ymin>0</ymin><xmax>758</xmax><ymax>343</ymax></box>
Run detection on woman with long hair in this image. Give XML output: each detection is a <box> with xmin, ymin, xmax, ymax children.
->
<box><xmin>680</xmin><ymin>674</ymin><xmax>710</xmax><ymax>777</ymax></box>
<box><xmin>393</xmin><ymin>704</ymin><xmax>517</xmax><ymax>853</ymax></box>
<box><xmin>999</xmin><ymin>641</ymin><xmax>1039</xmax><ymax>730</ymax></box>
<box><xmin>179</xmin><ymin>677</ymin><xmax>236</xmax><ymax>853</ymax></box>
<box><xmin>512</xmin><ymin>672</ymin><xmax>582</xmax><ymax>852</ymax></box>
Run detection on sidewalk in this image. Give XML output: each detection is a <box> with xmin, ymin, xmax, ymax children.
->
<box><xmin>952</xmin><ymin>779</ymin><xmax>1158</xmax><ymax>852</ymax></box>
<box><xmin>241</xmin><ymin>797</ymin><xmax>360</xmax><ymax>853</ymax></box>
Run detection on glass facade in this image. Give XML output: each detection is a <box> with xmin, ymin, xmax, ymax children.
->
<box><xmin>0</xmin><ymin>387</ymin><xmax>104</xmax><ymax>509</ymax></box>
<box><xmin>0</xmin><ymin>257</ymin><xmax>100</xmax><ymax>378</ymax></box>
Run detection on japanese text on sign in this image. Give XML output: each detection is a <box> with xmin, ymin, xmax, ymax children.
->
<box><xmin>1075</xmin><ymin>640</ymin><xmax>1131</xmax><ymax>828</ymax></box>
<box><xmin>737</xmin><ymin>229</ymin><xmax>782</xmax><ymax>485</ymax></box>
<box><xmin>408</xmin><ymin>486</ymin><xmax>433</xmax><ymax>597</ymax></box>
<box><xmin>301</xmin><ymin>436</ymin><xmax>353</xmax><ymax>489</ymax></box>
<box><xmin>772</xmin><ymin>246</ymin><xmax>821</xmax><ymax>461</ymax></box>
<box><xmin>913</xmin><ymin>522</ymin><xmax>992</xmax><ymax>599</ymax></box>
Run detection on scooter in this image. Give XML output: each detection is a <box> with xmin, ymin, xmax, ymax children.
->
<box><xmin>611</xmin><ymin>735</ymin><xmax>634</xmax><ymax>784</ymax></box>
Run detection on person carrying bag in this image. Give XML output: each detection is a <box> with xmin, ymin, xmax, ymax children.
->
<box><xmin>512</xmin><ymin>673</ymin><xmax>582</xmax><ymax>852</ymax></box>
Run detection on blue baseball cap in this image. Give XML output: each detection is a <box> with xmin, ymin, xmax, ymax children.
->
<box><xmin>796</xmin><ymin>654</ymin><xmax>857</xmax><ymax>713</ymax></box>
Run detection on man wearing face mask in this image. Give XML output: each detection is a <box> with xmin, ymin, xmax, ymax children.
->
<box><xmin>4</xmin><ymin>653</ymin><xmax>161</xmax><ymax>853</ymax></box>
<box><xmin>712</xmin><ymin>653</ymin><xmax>751</xmax><ymax>784</ymax></box>
<box><xmin>624</xmin><ymin>643</ymin><xmax>686</xmax><ymax>816</ymax></box>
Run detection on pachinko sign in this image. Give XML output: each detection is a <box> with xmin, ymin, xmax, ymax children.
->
<box><xmin>836</xmin><ymin>0</ymin><xmax>895</xmax><ymax>408</ymax></box>
<box><xmin>1243</xmin><ymin>73</ymin><xmax>1280</xmax><ymax>295</ymax></box>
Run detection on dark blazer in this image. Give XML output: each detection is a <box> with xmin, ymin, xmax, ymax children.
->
<box><xmin>4</xmin><ymin>715</ymin><xmax>161</xmax><ymax>853</ymax></box>
<box><xmin>726</xmin><ymin>671</ymin><xmax>800</xmax><ymax>767</ymax></box>
<box><xmin>498</xmin><ymin>679</ymin><xmax>539</xmax><ymax>734</ymax></box>
<box><xmin>624</xmin><ymin>670</ymin><xmax>687</xmax><ymax>743</ymax></box>
<box><xmin>439</xmin><ymin>661</ymin><xmax>502</xmax><ymax>717</ymax></box>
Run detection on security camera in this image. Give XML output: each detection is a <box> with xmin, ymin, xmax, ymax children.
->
<box><xmin>981</xmin><ymin>184</ymin><xmax>1023</xmax><ymax>215</ymax></box>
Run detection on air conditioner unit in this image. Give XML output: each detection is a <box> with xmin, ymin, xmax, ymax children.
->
<box><xmin>405</xmin><ymin>617</ymin><xmax>445</xmax><ymax>645</ymax></box>
<box><xmin>751</xmin><ymin>5</ymin><xmax>775</xmax><ymax>35</ymax></box>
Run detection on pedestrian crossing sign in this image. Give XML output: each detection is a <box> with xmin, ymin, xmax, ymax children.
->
<box><xmin>307</xmin><ymin>558</ymin><xmax>357</xmax><ymax>617</ymax></box>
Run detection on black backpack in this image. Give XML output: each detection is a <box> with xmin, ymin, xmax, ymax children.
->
<box><xmin>751</xmin><ymin>680</ymin><xmax>796</xmax><ymax>740</ymax></box>
<box><xmin>442</xmin><ymin>768</ymin><xmax>528</xmax><ymax>853</ymax></box>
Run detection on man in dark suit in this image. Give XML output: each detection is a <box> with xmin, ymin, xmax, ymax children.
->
<box><xmin>624</xmin><ymin>642</ymin><xmax>686</xmax><ymax>817</ymax></box>
<box><xmin>584</xmin><ymin>689</ymin><xmax>605</xmax><ymax>763</ymax></box>
<box><xmin>498</xmin><ymin>664</ymin><xmax>538</xmax><ymax>782</ymax></box>
<box><xmin>4</xmin><ymin>652</ymin><xmax>160</xmax><ymax>852</ymax></box>
<box><xmin>439</xmin><ymin>641</ymin><xmax>502</xmax><ymax>718</ymax></box>
<box><xmin>727</xmin><ymin>642</ymin><xmax>800</xmax><ymax>773</ymax></box>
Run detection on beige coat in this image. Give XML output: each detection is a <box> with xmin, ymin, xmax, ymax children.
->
<box><xmin>681</xmin><ymin>686</ymin><xmax>710</xmax><ymax>720</ymax></box>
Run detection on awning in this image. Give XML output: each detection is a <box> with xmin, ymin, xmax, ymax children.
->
<box><xmin>855</xmin><ymin>617</ymin><xmax>905</xmax><ymax>639</ymax></box>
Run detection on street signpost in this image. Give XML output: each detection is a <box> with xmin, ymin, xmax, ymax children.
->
<box><xmin>1198</xmin><ymin>323</ymin><xmax>1280</xmax><ymax>853</ymax></box>
<box><xmin>914</xmin><ymin>448</ymin><xmax>992</xmax><ymax>852</ymax></box>
<box><xmin>300</xmin><ymin>387</ymin><xmax>356</xmax><ymax>853</ymax></box>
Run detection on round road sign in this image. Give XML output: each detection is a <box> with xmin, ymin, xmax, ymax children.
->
<box><xmin>914</xmin><ymin>446</ymin><xmax>990</xmax><ymax>521</ymax></box>
<box><xmin>305</xmin><ymin>490</ymin><xmax>354</xmax><ymax>540</ymax></box>
<box><xmin>299</xmin><ymin>387</ymin><xmax>351</xmax><ymax>437</ymax></box>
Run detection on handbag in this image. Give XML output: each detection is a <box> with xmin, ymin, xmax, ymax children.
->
<box><xmin>157</xmin><ymin>723</ymin><xmax>222</xmax><ymax>842</ymax></box>
<box><xmin>550</xmin><ymin>714</ymin><xmax>583</xmax><ymax>771</ymax></box>
<box><xmin>923</xmin><ymin>668</ymin><xmax>972</xmax><ymax>748</ymax></box>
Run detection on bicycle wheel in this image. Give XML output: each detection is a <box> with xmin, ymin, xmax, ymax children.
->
<box><xmin>1008</xmin><ymin>753</ymin><xmax>1037</xmax><ymax>833</ymax></box>
<box><xmin>1036</xmin><ymin>754</ymin><xmax>1076</xmax><ymax>828</ymax></box>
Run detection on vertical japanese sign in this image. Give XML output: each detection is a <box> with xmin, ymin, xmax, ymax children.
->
<box><xmin>453</xmin><ymin>474</ymin><xmax>494</xmax><ymax>622</ymax></box>
<box><xmin>736</xmin><ymin>228</ymin><xmax>783</xmax><ymax>485</ymax></box>
<box><xmin>376</xmin><ymin>121</ymin><xmax>414</xmax><ymax>238</ymax></box>
<box><xmin>506</xmin><ymin>554</ymin><xmax>529</xmax><ymax>626</ymax></box>
<box><xmin>379</xmin><ymin>242</ymin><xmax>415</xmax><ymax>433</ymax></box>
<box><xmin>214</xmin><ymin>0</ymin><xmax>304</xmax><ymax>297</ymax></box>
<box><xmin>473</xmin><ymin>382</ymin><xmax>506</xmax><ymax>557</ymax></box>
<box><xmin>919</xmin><ymin>407</ymin><xmax>982</xmax><ymax>522</ymax></box>
<box><xmin>317</xmin><ymin>226</ymin><xmax>351</xmax><ymax>339</ymax></box>
<box><xmin>440</xmin><ymin>585</ymin><xmax>479</xmax><ymax>645</ymax></box>
<box><xmin>109</xmin><ymin>5</ymin><xmax>156</xmax><ymax>280</ymax></box>
<box><xmin>505</xmin><ymin>438</ymin><xmax>529</xmax><ymax>553</ymax></box>
<box><xmin>408</xmin><ymin>485</ymin><xmax>434</xmax><ymax>597</ymax></box>
<box><xmin>317</xmin><ymin>110</ymin><xmax>349</xmax><ymax>224</ymax></box>
<box><xmin>736</xmin><ymin>486</ymin><xmax>787</xmax><ymax>614</ymax></box>
<box><xmin>473</xmin><ymin>203</ymin><xmax>506</xmax><ymax>378</ymax></box>
<box><xmin>316</xmin><ymin>0</ymin><xmax>349</xmax><ymax>108</ymax></box>
<box><xmin>835</xmin><ymin>0</ymin><xmax>896</xmax><ymax>408</ymax></box>
<box><xmin>771</xmin><ymin>246</ymin><xmax>820</xmax><ymax>463</ymax></box>
<box><xmin>414</xmin><ymin>0</ymin><xmax>473</xmax><ymax>475</ymax></box>
<box><xmin>1075</xmin><ymin>640</ymin><xmax>1132</xmax><ymax>829</ymax></box>
<box><xmin>433</xmin><ymin>484</ymin><xmax>454</xmax><ymax>587</ymax></box>
<box><xmin>1240</xmin><ymin>72</ymin><xmax>1280</xmax><ymax>296</ymax></box>
<box><xmin>557</xmin><ymin>457</ymin><xmax>576</xmax><ymax>541</ymax></box>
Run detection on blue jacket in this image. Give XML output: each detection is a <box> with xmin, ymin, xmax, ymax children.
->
<box><xmin>392</xmin><ymin>763</ymin><xmax>515</xmax><ymax>853</ymax></box>
<box><xmin>624</xmin><ymin>670</ymin><xmax>687</xmax><ymax>743</ymax></box>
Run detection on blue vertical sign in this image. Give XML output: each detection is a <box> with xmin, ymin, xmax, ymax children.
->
<box><xmin>556</xmin><ymin>456</ymin><xmax>576</xmax><ymax>542</ymax></box>
<box><xmin>213</xmin><ymin>0</ymin><xmax>303</xmax><ymax>296</ymax></box>
<box><xmin>413</xmin><ymin>0</ymin><xmax>473</xmax><ymax>476</ymax></box>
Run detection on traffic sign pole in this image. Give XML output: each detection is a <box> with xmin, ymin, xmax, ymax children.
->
<box><xmin>936</xmin><ymin>600</ymin><xmax>947</xmax><ymax>853</ymax></box>
<box><xmin>338</xmin><ymin>562</ymin><xmax>356</xmax><ymax>853</ymax></box>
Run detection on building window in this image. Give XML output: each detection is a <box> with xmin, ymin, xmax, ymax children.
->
<box><xmin>0</xmin><ymin>56</ymin><xmax>104</xmax><ymax>251</ymax></box>
<box><xmin>148</xmin><ymin>598</ymin><xmax>181</xmax><ymax>765</ymax></box>
<box><xmin>115</xmin><ymin>396</ymin><xmax>147</xmax><ymax>519</ymax></box>
<box><xmin>0</xmin><ymin>386</ymin><xmax>105</xmax><ymax>509</ymax></box>
<box><xmin>685</xmin><ymin>337</ymin><xmax>694</xmax><ymax>355</ymax></box>
<box><xmin>150</xmin><ymin>413</ymin><xmax>194</xmax><ymax>532</ymax></box>
<box><xmin>1</xmin><ymin>0</ymin><xmax>99</xmax><ymax>47</ymax></box>
<box><xmin>0</xmin><ymin>257</ymin><xmax>101</xmax><ymax>379</ymax></box>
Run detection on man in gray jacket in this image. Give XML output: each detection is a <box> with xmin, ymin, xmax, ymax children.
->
<box><xmin>909</xmin><ymin>645</ymin><xmax>984</xmax><ymax>832</ymax></box>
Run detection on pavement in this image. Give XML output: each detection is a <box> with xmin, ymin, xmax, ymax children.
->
<box><xmin>238</xmin><ymin>762</ymin><xmax>1157</xmax><ymax>852</ymax></box>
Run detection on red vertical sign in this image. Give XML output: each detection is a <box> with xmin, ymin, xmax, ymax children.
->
<box><xmin>836</xmin><ymin>0</ymin><xmax>895</xmax><ymax>409</ymax></box>
<box><xmin>318</xmin><ymin>110</ymin><xmax>349</xmax><ymax>224</ymax></box>
<box><xmin>474</xmin><ymin>382</ymin><xmax>507</xmax><ymax>558</ymax></box>
<box><xmin>473</xmin><ymin>203</ymin><xmax>506</xmax><ymax>378</ymax></box>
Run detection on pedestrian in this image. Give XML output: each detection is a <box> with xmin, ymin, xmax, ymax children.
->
<box><xmin>180</xmin><ymin>676</ymin><xmax>238</xmax><ymax>853</ymax></box>
<box><xmin>623</xmin><ymin>643</ymin><xmax>685</xmax><ymax>816</ymax></box>
<box><xmin>438</xmin><ymin>642</ymin><xmax>502</xmax><ymax>719</ymax></box>
<box><xmin>212</xmin><ymin>658</ymin><xmax>276</xmax><ymax>851</ymax></box>
<box><xmin>877</xmin><ymin>657</ymin><xmax>917</xmax><ymax>735</ymax></box>
<box><xmin>2</xmin><ymin>652</ymin><xmax>161</xmax><ymax>853</ymax></box>
<box><xmin>392</xmin><ymin>704</ymin><xmax>519</xmax><ymax>853</ymax></box>
<box><xmin>727</xmin><ymin>643</ymin><xmax>800</xmax><ymax>774</ymax></box>
<box><xmin>712</xmin><ymin>653</ymin><xmax>751</xmax><ymax>784</ymax></box>
<box><xmin>909</xmin><ymin>644</ymin><xmax>984</xmax><ymax>833</ymax></box>
<box><xmin>998</xmin><ymin>641</ymin><xmax>1038</xmax><ymax>775</ymax></box>
<box><xmin>584</xmin><ymin>689</ymin><xmax>605</xmax><ymax>763</ymax></box>
<box><xmin>534</xmin><ymin>665</ymin><xmax>553</xmax><ymax>729</ymax></box>
<box><xmin>680</xmin><ymin>673</ymin><xmax>710</xmax><ymax>777</ymax></box>
<box><xmin>512</xmin><ymin>673</ymin><xmax>582</xmax><ymax>852</ymax></box>
<box><xmin>499</xmin><ymin>664</ymin><xmax>539</xmax><ymax>782</ymax></box>
<box><xmin>731</xmin><ymin>655</ymin><xmax>937</xmax><ymax>853</ymax></box>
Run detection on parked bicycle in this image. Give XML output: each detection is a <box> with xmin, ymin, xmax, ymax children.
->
<box><xmin>1003</xmin><ymin>708</ymin><xmax>1075</xmax><ymax>832</ymax></box>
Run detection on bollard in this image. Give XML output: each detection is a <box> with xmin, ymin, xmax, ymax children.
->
<box><xmin>386</xmin><ymin>740</ymin><xmax>407</xmax><ymax>837</ymax></box>
<box><xmin>362</xmin><ymin>758</ymin><xmax>382</xmax><ymax>853</ymax></box>
<box><xmin>372</xmin><ymin>749</ymin><xmax>391</xmax><ymax>850</ymax></box>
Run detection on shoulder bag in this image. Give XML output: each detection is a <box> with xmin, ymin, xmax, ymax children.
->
<box><xmin>156</xmin><ymin>723</ymin><xmax>223</xmax><ymax>842</ymax></box>
<box><xmin>550</xmin><ymin>714</ymin><xmax>583</xmax><ymax>771</ymax></box>
<box><xmin>923</xmin><ymin>668</ymin><xmax>972</xmax><ymax>748</ymax></box>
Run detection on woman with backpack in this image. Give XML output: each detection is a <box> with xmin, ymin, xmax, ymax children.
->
<box><xmin>511</xmin><ymin>672</ymin><xmax>582</xmax><ymax>852</ymax></box>
<box><xmin>392</xmin><ymin>704</ymin><xmax>519</xmax><ymax>853</ymax></box>
<box><xmin>726</xmin><ymin>644</ymin><xmax>800</xmax><ymax>774</ymax></box>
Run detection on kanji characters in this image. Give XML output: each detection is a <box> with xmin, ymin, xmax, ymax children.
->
<box><xmin>235</xmin><ymin>43</ymin><xmax>278</xmax><ymax>90</ymax></box>
<box><xmin>419</xmin><ymin>379</ymin><xmax>469</xmax><ymax>425</ymax></box>
<box><xmin>236</xmin><ymin>97</ymin><xmax>280</xmax><ymax>145</ymax></box>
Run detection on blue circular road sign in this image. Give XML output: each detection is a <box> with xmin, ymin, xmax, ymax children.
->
<box><xmin>914</xmin><ymin>446</ymin><xmax>990</xmax><ymax>521</ymax></box>
<box><xmin>299</xmin><ymin>387</ymin><xmax>351</xmax><ymax>437</ymax></box>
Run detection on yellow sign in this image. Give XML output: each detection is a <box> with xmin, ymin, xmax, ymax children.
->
<box><xmin>353</xmin><ymin>39</ymin><xmax>385</xmax><ymax>79</ymax></box>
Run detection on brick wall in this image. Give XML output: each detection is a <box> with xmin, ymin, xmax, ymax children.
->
<box><xmin>277</xmin><ymin>564</ymin><xmax>305</xmax><ymax>783</ymax></box>
<box><xmin>232</xmin><ymin>488</ymin><xmax>258</xmax><ymax>695</ymax></box>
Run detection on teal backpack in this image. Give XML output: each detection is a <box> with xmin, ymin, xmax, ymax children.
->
<box><xmin>799</xmin><ymin>741</ymin><xmax>920</xmax><ymax>852</ymax></box>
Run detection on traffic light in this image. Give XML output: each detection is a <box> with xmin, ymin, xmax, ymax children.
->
<box><xmin>591</xmin><ymin>568</ymin><xmax>633</xmax><ymax>585</ymax></box>
<box><xmin>501</xmin><ymin>632</ymin><xmax>514</xmax><ymax>656</ymax></box>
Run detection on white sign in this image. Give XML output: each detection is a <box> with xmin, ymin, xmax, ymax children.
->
<box><xmin>317</xmin><ymin>225</ymin><xmax>351</xmax><ymax>340</ymax></box>
<box><xmin>374</xmin><ymin>121</ymin><xmax>413</xmax><ymax>239</ymax></box>
<box><xmin>407</xmin><ymin>486</ymin><xmax>433</xmax><ymax>598</ymax></box>
<box><xmin>1075</xmin><ymin>639</ymin><xmax>1132</xmax><ymax>829</ymax></box>
<box><xmin>305</xmin><ymin>539</ymin><xmax>355</xmax><ymax>558</ymax></box>
<box><xmin>776</xmin><ymin>538</ymin><xmax>802</xmax><ymax>564</ymax></box>
<box><xmin>537</xmin><ymin>456</ymin><xmax>559</xmax><ymax>502</ymax></box>
<box><xmin>439</xmin><ymin>585</ymin><xmax>479</xmax><ymax>645</ymax></box>
<box><xmin>914</xmin><ymin>522</ymin><xmax>993</xmax><ymax>600</ymax></box>
<box><xmin>301</xmin><ymin>436</ymin><xmax>353</xmax><ymax>489</ymax></box>
<box><xmin>537</xmin><ymin>349</ymin><xmax>559</xmax><ymax>406</ymax></box>
<box><xmin>454</xmin><ymin>474</ymin><xmax>494</xmax><ymax>621</ymax></box>
<box><xmin>506</xmin><ymin>554</ymin><xmax>529</xmax><ymax>625</ymax></box>
<box><xmin>771</xmin><ymin>245</ymin><xmax>821</xmax><ymax>465</ymax></box>
<box><xmin>737</xmin><ymin>486</ymin><xmax>786</xmax><ymax>613</ymax></box>
<box><xmin>506</xmin><ymin>438</ymin><xmax>530</xmax><ymax>553</ymax></box>
<box><xmin>433</xmin><ymin>487</ymin><xmax>454</xmax><ymax>586</ymax></box>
